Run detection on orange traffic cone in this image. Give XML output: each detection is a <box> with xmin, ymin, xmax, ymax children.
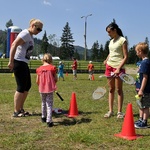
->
<box><xmin>66</xmin><ymin>72</ymin><xmax>68</xmax><ymax>76</ymax></box>
<box><xmin>65</xmin><ymin>92</ymin><xmax>78</xmax><ymax>118</ymax></box>
<box><xmin>114</xmin><ymin>103</ymin><xmax>142</xmax><ymax>140</ymax></box>
<box><xmin>92</xmin><ymin>74</ymin><xmax>95</xmax><ymax>80</ymax></box>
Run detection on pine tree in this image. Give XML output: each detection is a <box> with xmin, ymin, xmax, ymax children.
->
<box><xmin>99</xmin><ymin>44</ymin><xmax>104</xmax><ymax>61</ymax></box>
<box><xmin>91</xmin><ymin>41</ymin><xmax>99</xmax><ymax>61</ymax></box>
<box><xmin>60</xmin><ymin>22</ymin><xmax>75</xmax><ymax>60</ymax></box>
<box><xmin>103</xmin><ymin>40</ymin><xmax>110</xmax><ymax>59</ymax></box>
<box><xmin>144</xmin><ymin>37</ymin><xmax>150</xmax><ymax>58</ymax></box>
<box><xmin>41</xmin><ymin>31</ymin><xmax>49</xmax><ymax>54</ymax></box>
<box><xmin>6</xmin><ymin>19</ymin><xmax>13</xmax><ymax>28</ymax></box>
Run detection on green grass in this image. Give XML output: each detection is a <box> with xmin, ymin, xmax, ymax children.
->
<box><xmin>0</xmin><ymin>73</ymin><xmax>149</xmax><ymax>150</ymax></box>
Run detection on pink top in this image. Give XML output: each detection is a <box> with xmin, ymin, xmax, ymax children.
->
<box><xmin>36</xmin><ymin>64</ymin><xmax>57</xmax><ymax>93</ymax></box>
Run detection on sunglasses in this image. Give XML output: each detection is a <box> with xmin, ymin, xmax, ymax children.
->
<box><xmin>34</xmin><ymin>25</ymin><xmax>42</xmax><ymax>32</ymax></box>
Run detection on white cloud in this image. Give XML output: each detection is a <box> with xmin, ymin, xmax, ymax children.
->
<box><xmin>65</xmin><ymin>8</ymin><xmax>71</xmax><ymax>12</ymax></box>
<box><xmin>43</xmin><ymin>0</ymin><xmax>51</xmax><ymax>6</ymax></box>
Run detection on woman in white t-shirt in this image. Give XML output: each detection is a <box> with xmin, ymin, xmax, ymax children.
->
<box><xmin>8</xmin><ymin>18</ymin><xmax>43</xmax><ymax>117</ymax></box>
<box><xmin>103</xmin><ymin>22</ymin><xmax>128</xmax><ymax>119</ymax></box>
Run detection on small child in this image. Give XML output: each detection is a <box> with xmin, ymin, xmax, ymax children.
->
<box><xmin>134</xmin><ymin>42</ymin><xmax>150</xmax><ymax>129</ymax></box>
<box><xmin>36</xmin><ymin>53</ymin><xmax>57</xmax><ymax>127</ymax></box>
<box><xmin>71</xmin><ymin>57</ymin><xmax>77</xmax><ymax>80</ymax></box>
<box><xmin>58</xmin><ymin>61</ymin><xmax>64</xmax><ymax>81</ymax></box>
<box><xmin>87</xmin><ymin>61</ymin><xmax>94</xmax><ymax>80</ymax></box>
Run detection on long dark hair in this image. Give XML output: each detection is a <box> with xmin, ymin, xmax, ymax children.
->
<box><xmin>106</xmin><ymin>22</ymin><xmax>124</xmax><ymax>37</ymax></box>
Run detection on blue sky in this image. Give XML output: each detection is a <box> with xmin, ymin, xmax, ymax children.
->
<box><xmin>0</xmin><ymin>0</ymin><xmax>150</xmax><ymax>49</ymax></box>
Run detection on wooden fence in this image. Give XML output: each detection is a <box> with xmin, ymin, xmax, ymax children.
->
<box><xmin>0</xmin><ymin>59</ymin><xmax>105</xmax><ymax>73</ymax></box>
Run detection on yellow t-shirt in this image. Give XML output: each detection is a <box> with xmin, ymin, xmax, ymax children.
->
<box><xmin>107</xmin><ymin>36</ymin><xmax>126</xmax><ymax>68</ymax></box>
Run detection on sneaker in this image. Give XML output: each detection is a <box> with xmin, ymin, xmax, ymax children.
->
<box><xmin>135</xmin><ymin>121</ymin><xmax>148</xmax><ymax>129</ymax></box>
<box><xmin>117</xmin><ymin>112</ymin><xmax>124</xmax><ymax>119</ymax></box>
<box><xmin>41</xmin><ymin>117</ymin><xmax>46</xmax><ymax>123</ymax></box>
<box><xmin>104</xmin><ymin>111</ymin><xmax>114</xmax><ymax>118</ymax></box>
<box><xmin>47</xmin><ymin>122</ymin><xmax>54</xmax><ymax>127</ymax></box>
<box><xmin>134</xmin><ymin>119</ymin><xmax>142</xmax><ymax>125</ymax></box>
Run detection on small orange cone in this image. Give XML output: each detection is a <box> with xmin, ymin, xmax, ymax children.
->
<box><xmin>114</xmin><ymin>103</ymin><xmax>142</xmax><ymax>140</ymax></box>
<box><xmin>65</xmin><ymin>92</ymin><xmax>78</xmax><ymax>118</ymax></box>
<box><xmin>66</xmin><ymin>72</ymin><xmax>68</xmax><ymax>76</ymax></box>
<box><xmin>92</xmin><ymin>74</ymin><xmax>95</xmax><ymax>80</ymax></box>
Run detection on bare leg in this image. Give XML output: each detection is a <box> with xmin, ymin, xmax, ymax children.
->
<box><xmin>14</xmin><ymin>91</ymin><xmax>24</xmax><ymax>112</ymax></box>
<box><xmin>14</xmin><ymin>91</ymin><xmax>28</xmax><ymax>112</ymax></box>
<box><xmin>115</xmin><ymin>77</ymin><xmax>123</xmax><ymax>113</ymax></box>
<box><xmin>108</xmin><ymin>77</ymin><xmax>115</xmax><ymax>112</ymax></box>
<box><xmin>20</xmin><ymin>91</ymin><xmax>28</xmax><ymax>110</ymax></box>
<box><xmin>143</xmin><ymin>108</ymin><xmax>149</xmax><ymax>120</ymax></box>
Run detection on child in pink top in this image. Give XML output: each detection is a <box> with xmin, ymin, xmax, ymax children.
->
<box><xmin>36</xmin><ymin>53</ymin><xmax>57</xmax><ymax>127</ymax></box>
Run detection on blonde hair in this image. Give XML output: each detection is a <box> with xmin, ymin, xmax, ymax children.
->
<box><xmin>135</xmin><ymin>42</ymin><xmax>149</xmax><ymax>55</ymax></box>
<box><xmin>42</xmin><ymin>53</ymin><xmax>52</xmax><ymax>64</ymax></box>
<box><xmin>29</xmin><ymin>18</ymin><xmax>43</xmax><ymax>27</ymax></box>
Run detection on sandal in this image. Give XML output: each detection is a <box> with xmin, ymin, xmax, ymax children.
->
<box><xmin>13</xmin><ymin>111</ymin><xmax>25</xmax><ymax>117</ymax></box>
<box><xmin>20</xmin><ymin>109</ymin><xmax>31</xmax><ymax>116</ymax></box>
<box><xmin>117</xmin><ymin>112</ymin><xmax>124</xmax><ymax>119</ymax></box>
<box><xmin>104</xmin><ymin>111</ymin><xmax>114</xmax><ymax>118</ymax></box>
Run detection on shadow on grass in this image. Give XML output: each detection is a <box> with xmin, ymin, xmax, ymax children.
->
<box><xmin>54</xmin><ymin>117</ymin><xmax>92</xmax><ymax>126</ymax></box>
<box><xmin>29</xmin><ymin>110</ymin><xmax>93</xmax><ymax>126</ymax></box>
<box><xmin>52</xmin><ymin>110</ymin><xmax>92</xmax><ymax>126</ymax></box>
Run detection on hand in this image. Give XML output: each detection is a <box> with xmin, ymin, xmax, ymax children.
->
<box><xmin>113</xmin><ymin>68</ymin><xmax>120</xmax><ymax>75</ymax></box>
<box><xmin>8</xmin><ymin>62</ymin><xmax>14</xmax><ymax>71</ymax></box>
<box><xmin>103</xmin><ymin>60</ymin><xmax>107</xmax><ymax>65</ymax></box>
<box><xmin>138</xmin><ymin>90</ymin><xmax>143</xmax><ymax>97</ymax></box>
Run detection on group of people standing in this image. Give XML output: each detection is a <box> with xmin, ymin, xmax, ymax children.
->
<box><xmin>7</xmin><ymin>19</ymin><xmax>150</xmax><ymax>129</ymax></box>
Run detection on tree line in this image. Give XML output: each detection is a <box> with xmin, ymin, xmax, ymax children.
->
<box><xmin>0</xmin><ymin>19</ymin><xmax>149</xmax><ymax>64</ymax></box>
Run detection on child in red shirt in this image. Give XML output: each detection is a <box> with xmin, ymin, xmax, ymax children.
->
<box><xmin>36</xmin><ymin>53</ymin><xmax>57</xmax><ymax>127</ymax></box>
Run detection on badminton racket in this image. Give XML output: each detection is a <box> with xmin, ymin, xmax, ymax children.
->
<box><xmin>92</xmin><ymin>77</ymin><xmax>114</xmax><ymax>100</ymax></box>
<box><xmin>99</xmin><ymin>73</ymin><xmax>135</xmax><ymax>85</ymax></box>
<box><xmin>55</xmin><ymin>91</ymin><xmax>64</xmax><ymax>101</ymax></box>
<box><xmin>93</xmin><ymin>73</ymin><xmax>135</xmax><ymax>100</ymax></box>
<box><xmin>119</xmin><ymin>73</ymin><xmax>135</xmax><ymax>85</ymax></box>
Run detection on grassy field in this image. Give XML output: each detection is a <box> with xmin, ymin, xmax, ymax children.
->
<box><xmin>0</xmin><ymin>72</ymin><xmax>149</xmax><ymax>150</ymax></box>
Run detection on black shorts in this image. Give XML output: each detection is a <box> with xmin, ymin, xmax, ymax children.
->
<box><xmin>13</xmin><ymin>59</ymin><xmax>31</xmax><ymax>93</ymax></box>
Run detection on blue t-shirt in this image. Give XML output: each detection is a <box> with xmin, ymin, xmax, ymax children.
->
<box><xmin>58</xmin><ymin>64</ymin><xmax>64</xmax><ymax>73</ymax></box>
<box><xmin>136</xmin><ymin>58</ymin><xmax>150</xmax><ymax>93</ymax></box>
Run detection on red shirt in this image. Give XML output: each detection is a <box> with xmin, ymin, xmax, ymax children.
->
<box><xmin>72</xmin><ymin>60</ymin><xmax>77</xmax><ymax>70</ymax></box>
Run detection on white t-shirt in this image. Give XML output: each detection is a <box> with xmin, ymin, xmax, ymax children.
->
<box><xmin>14</xmin><ymin>29</ymin><xmax>34</xmax><ymax>63</ymax></box>
<box><xmin>107</xmin><ymin>36</ymin><xmax>126</xmax><ymax>68</ymax></box>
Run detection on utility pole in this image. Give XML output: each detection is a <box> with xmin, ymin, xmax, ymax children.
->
<box><xmin>81</xmin><ymin>14</ymin><xmax>92</xmax><ymax>60</ymax></box>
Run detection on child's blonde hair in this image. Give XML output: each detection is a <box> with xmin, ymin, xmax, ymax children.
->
<box><xmin>135</xmin><ymin>42</ymin><xmax>149</xmax><ymax>55</ymax></box>
<box><xmin>42</xmin><ymin>53</ymin><xmax>52</xmax><ymax>64</ymax></box>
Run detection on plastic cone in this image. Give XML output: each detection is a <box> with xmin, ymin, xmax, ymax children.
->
<box><xmin>65</xmin><ymin>92</ymin><xmax>78</xmax><ymax>118</ymax></box>
<box><xmin>114</xmin><ymin>103</ymin><xmax>142</xmax><ymax>140</ymax></box>
<box><xmin>66</xmin><ymin>72</ymin><xmax>68</xmax><ymax>76</ymax></box>
<box><xmin>92</xmin><ymin>74</ymin><xmax>95</xmax><ymax>80</ymax></box>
